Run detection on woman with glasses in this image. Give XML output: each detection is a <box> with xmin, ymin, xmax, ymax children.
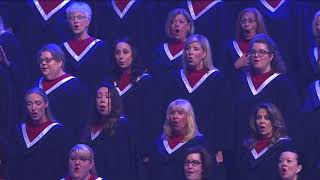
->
<box><xmin>183</xmin><ymin>146</ymin><xmax>214</xmax><ymax>180</ymax></box>
<box><xmin>236</xmin><ymin>102</ymin><xmax>295</xmax><ymax>180</ymax></box>
<box><xmin>9</xmin><ymin>87</ymin><xmax>69</xmax><ymax>180</ymax></box>
<box><xmin>61</xmin><ymin>144</ymin><xmax>104</xmax><ymax>180</ymax></box>
<box><xmin>82</xmin><ymin>83</ymin><xmax>138</xmax><ymax>180</ymax></box>
<box><xmin>222</xmin><ymin>8</ymin><xmax>267</xmax><ymax>82</ymax></box>
<box><xmin>36</xmin><ymin>44</ymin><xmax>91</xmax><ymax>143</ymax></box>
<box><xmin>234</xmin><ymin>33</ymin><xmax>300</xmax><ymax>152</ymax></box>
<box><xmin>61</xmin><ymin>1</ymin><xmax>113</xmax><ymax>92</ymax></box>
<box><xmin>150</xmin><ymin>99</ymin><xmax>211</xmax><ymax>180</ymax></box>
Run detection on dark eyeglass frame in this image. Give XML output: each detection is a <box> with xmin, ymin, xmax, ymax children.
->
<box><xmin>38</xmin><ymin>57</ymin><xmax>56</xmax><ymax>64</ymax></box>
<box><xmin>184</xmin><ymin>160</ymin><xmax>202</xmax><ymax>167</ymax></box>
<box><xmin>240</xmin><ymin>18</ymin><xmax>257</xmax><ymax>24</ymax></box>
<box><xmin>249</xmin><ymin>49</ymin><xmax>273</xmax><ymax>57</ymax></box>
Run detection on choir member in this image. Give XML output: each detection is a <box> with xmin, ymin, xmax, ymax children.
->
<box><xmin>61</xmin><ymin>144</ymin><xmax>104</xmax><ymax>180</ymax></box>
<box><xmin>236</xmin><ymin>102</ymin><xmax>294</xmax><ymax>180</ymax></box>
<box><xmin>301</xmin><ymin>58</ymin><xmax>320</xmax><ymax>179</ymax></box>
<box><xmin>166</xmin><ymin>34</ymin><xmax>233</xmax><ymax>167</ymax></box>
<box><xmin>150</xmin><ymin>99</ymin><xmax>208</xmax><ymax>180</ymax></box>
<box><xmin>184</xmin><ymin>146</ymin><xmax>213</xmax><ymax>180</ymax></box>
<box><xmin>37</xmin><ymin>44</ymin><xmax>91</xmax><ymax>142</ymax></box>
<box><xmin>148</xmin><ymin>8</ymin><xmax>194</xmax><ymax>79</ymax></box>
<box><xmin>8</xmin><ymin>0</ymin><xmax>73</xmax><ymax>81</ymax></box>
<box><xmin>10</xmin><ymin>87</ymin><xmax>69</xmax><ymax>180</ymax></box>
<box><xmin>234</xmin><ymin>33</ymin><xmax>300</xmax><ymax>147</ymax></box>
<box><xmin>111</xmin><ymin>37</ymin><xmax>162</xmax><ymax>160</ymax></box>
<box><xmin>91</xmin><ymin>0</ymin><xmax>153</xmax><ymax>65</ymax></box>
<box><xmin>278</xmin><ymin>150</ymin><xmax>303</xmax><ymax>180</ymax></box>
<box><xmin>83</xmin><ymin>83</ymin><xmax>138</xmax><ymax>180</ymax></box>
<box><xmin>302</xmin><ymin>10</ymin><xmax>320</xmax><ymax>89</ymax></box>
<box><xmin>62</xmin><ymin>1</ymin><xmax>112</xmax><ymax>92</ymax></box>
<box><xmin>222</xmin><ymin>8</ymin><xmax>267</xmax><ymax>82</ymax></box>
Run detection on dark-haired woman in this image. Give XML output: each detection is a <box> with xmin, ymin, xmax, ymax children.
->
<box><xmin>10</xmin><ymin>87</ymin><xmax>69</xmax><ymax>180</ymax></box>
<box><xmin>83</xmin><ymin>83</ymin><xmax>138</xmax><ymax>180</ymax></box>
<box><xmin>234</xmin><ymin>33</ymin><xmax>300</xmax><ymax>148</ymax></box>
<box><xmin>112</xmin><ymin>37</ymin><xmax>161</xmax><ymax>161</ymax></box>
<box><xmin>236</xmin><ymin>102</ymin><xmax>295</xmax><ymax>180</ymax></box>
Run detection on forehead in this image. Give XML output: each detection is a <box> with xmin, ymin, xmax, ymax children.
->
<box><xmin>280</xmin><ymin>151</ymin><xmax>297</xmax><ymax>159</ymax></box>
<box><xmin>116</xmin><ymin>42</ymin><xmax>131</xmax><ymax>50</ymax></box>
<box><xmin>69</xmin><ymin>10</ymin><xmax>87</xmax><ymax>16</ymax></box>
<box><xmin>26</xmin><ymin>93</ymin><xmax>44</xmax><ymax>102</ymax></box>
<box><xmin>252</xmin><ymin>43</ymin><xmax>268</xmax><ymax>50</ymax></box>
<box><xmin>187</xmin><ymin>153</ymin><xmax>201</xmax><ymax>160</ymax></box>
<box><xmin>241</xmin><ymin>11</ymin><xmax>255</xmax><ymax>19</ymax></box>
<box><xmin>188</xmin><ymin>41</ymin><xmax>202</xmax><ymax>48</ymax></box>
<box><xmin>173</xmin><ymin>13</ymin><xmax>187</xmax><ymax>20</ymax></box>
<box><xmin>257</xmin><ymin>108</ymin><xmax>268</xmax><ymax>114</ymax></box>
<box><xmin>170</xmin><ymin>105</ymin><xmax>186</xmax><ymax>112</ymax></box>
<box><xmin>97</xmin><ymin>87</ymin><xmax>109</xmax><ymax>93</ymax></box>
<box><xmin>40</xmin><ymin>51</ymin><xmax>53</xmax><ymax>58</ymax></box>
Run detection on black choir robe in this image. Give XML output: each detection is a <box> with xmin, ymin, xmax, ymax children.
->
<box><xmin>61</xmin><ymin>39</ymin><xmax>113</xmax><ymax>92</ymax></box>
<box><xmin>301</xmin><ymin>47</ymin><xmax>320</xmax><ymax>90</ymax></box>
<box><xmin>9</xmin><ymin>0</ymin><xmax>73</xmax><ymax>81</ymax></box>
<box><xmin>236</xmin><ymin>138</ymin><xmax>294</xmax><ymax>180</ymax></box>
<box><xmin>114</xmin><ymin>73</ymin><xmax>162</xmax><ymax>157</ymax></box>
<box><xmin>9</xmin><ymin>123</ymin><xmax>70</xmax><ymax>180</ymax></box>
<box><xmin>166</xmin><ymin>69</ymin><xmax>234</xmax><ymax>154</ymax></box>
<box><xmin>301</xmin><ymin>80</ymin><xmax>320</xmax><ymax>179</ymax></box>
<box><xmin>149</xmin><ymin>43</ymin><xmax>184</xmax><ymax>79</ymax></box>
<box><xmin>91</xmin><ymin>0</ymin><xmax>153</xmax><ymax>65</ymax></box>
<box><xmin>0</xmin><ymin>31</ymin><xmax>28</xmax><ymax>136</ymax></box>
<box><xmin>177</xmin><ymin>0</ymin><xmax>231</xmax><ymax>63</ymax></box>
<box><xmin>38</xmin><ymin>75</ymin><xmax>92</xmax><ymax>143</ymax></box>
<box><xmin>221</xmin><ymin>40</ymin><xmax>248</xmax><ymax>84</ymax></box>
<box><xmin>150</xmin><ymin>134</ymin><xmax>208</xmax><ymax>180</ymax></box>
<box><xmin>234</xmin><ymin>72</ymin><xmax>301</xmax><ymax>148</ymax></box>
<box><xmin>87</xmin><ymin>117</ymin><xmax>139</xmax><ymax>180</ymax></box>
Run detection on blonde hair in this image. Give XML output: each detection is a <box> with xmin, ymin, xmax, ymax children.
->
<box><xmin>163</xmin><ymin>99</ymin><xmax>200</xmax><ymax>141</ymax></box>
<box><xmin>165</xmin><ymin>8</ymin><xmax>194</xmax><ymax>39</ymax></box>
<box><xmin>182</xmin><ymin>34</ymin><xmax>214</xmax><ymax>72</ymax></box>
<box><xmin>69</xmin><ymin>144</ymin><xmax>97</xmax><ymax>175</ymax></box>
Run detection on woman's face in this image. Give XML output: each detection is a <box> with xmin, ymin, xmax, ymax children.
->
<box><xmin>240</xmin><ymin>11</ymin><xmax>257</xmax><ymax>40</ymax></box>
<box><xmin>68</xmin><ymin>11</ymin><xmax>90</xmax><ymax>35</ymax></box>
<box><xmin>26</xmin><ymin>93</ymin><xmax>48</xmax><ymax>123</ymax></box>
<box><xmin>250</xmin><ymin>42</ymin><xmax>273</xmax><ymax>74</ymax></box>
<box><xmin>315</xmin><ymin>16</ymin><xmax>320</xmax><ymax>37</ymax></box>
<box><xmin>39</xmin><ymin>51</ymin><xmax>63</xmax><ymax>80</ymax></box>
<box><xmin>114</xmin><ymin>42</ymin><xmax>133</xmax><ymax>71</ymax></box>
<box><xmin>278</xmin><ymin>151</ymin><xmax>302</xmax><ymax>180</ymax></box>
<box><xmin>96</xmin><ymin>87</ymin><xmax>111</xmax><ymax>116</ymax></box>
<box><xmin>69</xmin><ymin>154</ymin><xmax>93</xmax><ymax>180</ymax></box>
<box><xmin>255</xmin><ymin>108</ymin><xmax>273</xmax><ymax>138</ymax></box>
<box><xmin>170</xmin><ymin>14</ymin><xmax>190</xmax><ymax>41</ymax></box>
<box><xmin>185</xmin><ymin>42</ymin><xmax>206</xmax><ymax>70</ymax></box>
<box><xmin>184</xmin><ymin>153</ymin><xmax>203</xmax><ymax>180</ymax></box>
<box><xmin>168</xmin><ymin>107</ymin><xmax>187</xmax><ymax>135</ymax></box>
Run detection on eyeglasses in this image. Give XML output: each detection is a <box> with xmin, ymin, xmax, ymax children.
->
<box><xmin>38</xmin><ymin>57</ymin><xmax>55</xmax><ymax>64</ymax></box>
<box><xmin>70</xmin><ymin>157</ymin><xmax>91</xmax><ymax>162</ymax></box>
<box><xmin>68</xmin><ymin>15</ymin><xmax>87</xmax><ymax>21</ymax></box>
<box><xmin>240</xmin><ymin>18</ymin><xmax>256</xmax><ymax>24</ymax></box>
<box><xmin>249</xmin><ymin>49</ymin><xmax>272</xmax><ymax>57</ymax></box>
<box><xmin>184</xmin><ymin>160</ymin><xmax>202</xmax><ymax>167</ymax></box>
